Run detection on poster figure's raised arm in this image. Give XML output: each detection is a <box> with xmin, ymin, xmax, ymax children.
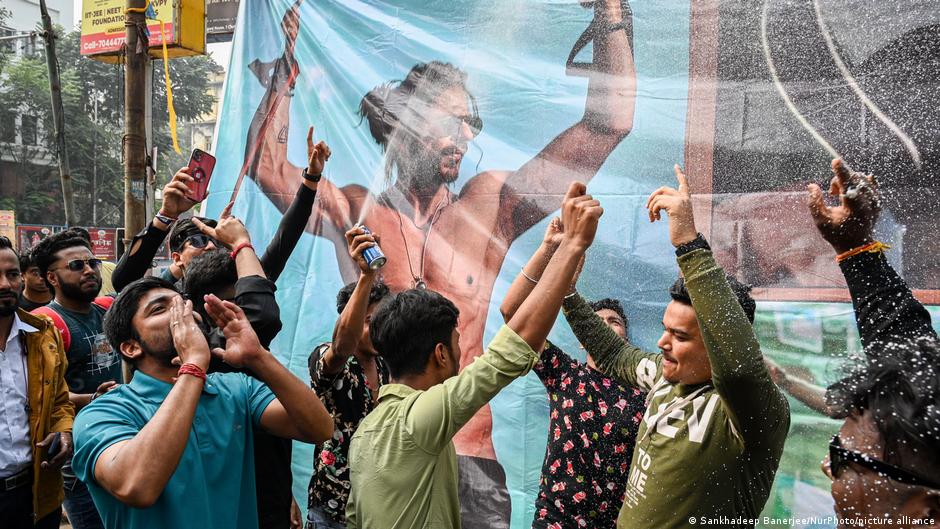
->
<box><xmin>497</xmin><ymin>0</ymin><xmax>636</xmax><ymax>239</ymax></box>
<box><xmin>238</xmin><ymin>0</ymin><xmax>365</xmax><ymax>240</ymax></box>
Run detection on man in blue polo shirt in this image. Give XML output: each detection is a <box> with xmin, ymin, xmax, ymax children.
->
<box><xmin>72</xmin><ymin>277</ymin><xmax>334</xmax><ymax>529</ymax></box>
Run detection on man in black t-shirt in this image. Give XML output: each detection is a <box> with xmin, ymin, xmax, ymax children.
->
<box><xmin>31</xmin><ymin>230</ymin><xmax>119</xmax><ymax>529</ymax></box>
<box><xmin>17</xmin><ymin>250</ymin><xmax>52</xmax><ymax>311</ymax></box>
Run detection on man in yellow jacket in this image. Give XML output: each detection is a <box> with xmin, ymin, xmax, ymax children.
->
<box><xmin>0</xmin><ymin>236</ymin><xmax>74</xmax><ymax>529</ymax></box>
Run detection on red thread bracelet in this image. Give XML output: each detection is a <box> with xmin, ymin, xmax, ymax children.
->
<box><xmin>177</xmin><ymin>363</ymin><xmax>207</xmax><ymax>381</ymax></box>
<box><xmin>230</xmin><ymin>242</ymin><xmax>255</xmax><ymax>260</ymax></box>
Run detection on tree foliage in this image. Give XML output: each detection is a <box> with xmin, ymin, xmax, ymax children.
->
<box><xmin>0</xmin><ymin>25</ymin><xmax>222</xmax><ymax>226</ymax></box>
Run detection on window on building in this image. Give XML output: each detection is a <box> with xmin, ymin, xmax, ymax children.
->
<box><xmin>0</xmin><ymin>112</ymin><xmax>15</xmax><ymax>143</ymax></box>
<box><xmin>21</xmin><ymin>115</ymin><xmax>38</xmax><ymax>145</ymax></box>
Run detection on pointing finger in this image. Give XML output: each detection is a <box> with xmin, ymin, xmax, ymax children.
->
<box><xmin>674</xmin><ymin>164</ymin><xmax>690</xmax><ymax>193</ymax></box>
<box><xmin>220</xmin><ymin>201</ymin><xmax>235</xmax><ymax>219</ymax></box>
<box><xmin>807</xmin><ymin>184</ymin><xmax>831</xmax><ymax>226</ymax></box>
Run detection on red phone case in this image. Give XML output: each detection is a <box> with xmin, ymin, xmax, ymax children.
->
<box><xmin>187</xmin><ymin>149</ymin><xmax>216</xmax><ymax>202</ymax></box>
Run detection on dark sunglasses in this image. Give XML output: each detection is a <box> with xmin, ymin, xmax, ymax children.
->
<box><xmin>184</xmin><ymin>234</ymin><xmax>219</xmax><ymax>249</ymax></box>
<box><xmin>54</xmin><ymin>258</ymin><xmax>102</xmax><ymax>272</ymax></box>
<box><xmin>431</xmin><ymin>113</ymin><xmax>483</xmax><ymax>139</ymax></box>
<box><xmin>829</xmin><ymin>435</ymin><xmax>940</xmax><ymax>489</ymax></box>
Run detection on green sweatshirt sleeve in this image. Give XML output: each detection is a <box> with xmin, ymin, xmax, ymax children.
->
<box><xmin>677</xmin><ymin>248</ymin><xmax>790</xmax><ymax>446</ymax></box>
<box><xmin>562</xmin><ymin>293</ymin><xmax>662</xmax><ymax>391</ymax></box>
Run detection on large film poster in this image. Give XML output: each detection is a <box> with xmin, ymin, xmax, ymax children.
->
<box><xmin>207</xmin><ymin>1</ymin><xmax>940</xmax><ymax>528</ymax></box>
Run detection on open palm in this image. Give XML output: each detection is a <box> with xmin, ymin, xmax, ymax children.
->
<box><xmin>204</xmin><ymin>294</ymin><xmax>265</xmax><ymax>369</ymax></box>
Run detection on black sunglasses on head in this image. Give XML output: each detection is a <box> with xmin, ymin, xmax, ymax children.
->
<box><xmin>829</xmin><ymin>435</ymin><xmax>940</xmax><ymax>489</ymax></box>
<box><xmin>184</xmin><ymin>234</ymin><xmax>219</xmax><ymax>249</ymax></box>
<box><xmin>54</xmin><ymin>258</ymin><xmax>102</xmax><ymax>272</ymax></box>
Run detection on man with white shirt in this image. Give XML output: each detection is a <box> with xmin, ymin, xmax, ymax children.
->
<box><xmin>0</xmin><ymin>236</ymin><xmax>75</xmax><ymax>529</ymax></box>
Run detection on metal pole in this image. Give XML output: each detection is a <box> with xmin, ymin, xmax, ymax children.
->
<box><xmin>38</xmin><ymin>0</ymin><xmax>75</xmax><ymax>226</ymax></box>
<box><xmin>124</xmin><ymin>0</ymin><xmax>148</xmax><ymax>245</ymax></box>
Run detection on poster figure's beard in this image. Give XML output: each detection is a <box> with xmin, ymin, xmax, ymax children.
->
<box><xmin>58</xmin><ymin>277</ymin><xmax>102</xmax><ymax>303</ymax></box>
<box><xmin>396</xmin><ymin>141</ymin><xmax>464</xmax><ymax>191</ymax></box>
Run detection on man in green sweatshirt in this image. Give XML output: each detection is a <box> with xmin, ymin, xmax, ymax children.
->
<box><xmin>563</xmin><ymin>165</ymin><xmax>790</xmax><ymax>528</ymax></box>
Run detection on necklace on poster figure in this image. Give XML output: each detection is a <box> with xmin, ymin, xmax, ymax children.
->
<box><xmin>395</xmin><ymin>194</ymin><xmax>450</xmax><ymax>290</ymax></box>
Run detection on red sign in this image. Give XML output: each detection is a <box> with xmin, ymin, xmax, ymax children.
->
<box><xmin>88</xmin><ymin>228</ymin><xmax>118</xmax><ymax>260</ymax></box>
<box><xmin>16</xmin><ymin>225</ymin><xmax>60</xmax><ymax>252</ymax></box>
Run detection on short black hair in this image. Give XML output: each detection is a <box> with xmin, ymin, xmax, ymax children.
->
<box><xmin>589</xmin><ymin>298</ymin><xmax>628</xmax><ymax>335</ymax></box>
<box><xmin>104</xmin><ymin>276</ymin><xmax>178</xmax><ymax>360</ymax></box>
<box><xmin>370</xmin><ymin>289</ymin><xmax>459</xmax><ymax>378</ymax></box>
<box><xmin>669</xmin><ymin>275</ymin><xmax>756</xmax><ymax>324</ymax></box>
<box><xmin>18</xmin><ymin>248</ymin><xmax>32</xmax><ymax>272</ymax></box>
<box><xmin>336</xmin><ymin>279</ymin><xmax>392</xmax><ymax>314</ymax></box>
<box><xmin>0</xmin><ymin>235</ymin><xmax>15</xmax><ymax>255</ymax></box>
<box><xmin>828</xmin><ymin>335</ymin><xmax>940</xmax><ymax>480</ymax></box>
<box><xmin>31</xmin><ymin>230</ymin><xmax>93</xmax><ymax>288</ymax></box>
<box><xmin>183</xmin><ymin>248</ymin><xmax>236</xmax><ymax>303</ymax></box>
<box><xmin>169</xmin><ymin>217</ymin><xmax>217</xmax><ymax>253</ymax></box>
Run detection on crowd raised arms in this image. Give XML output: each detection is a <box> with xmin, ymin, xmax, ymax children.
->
<box><xmin>0</xmin><ymin>36</ymin><xmax>936</xmax><ymax>529</ymax></box>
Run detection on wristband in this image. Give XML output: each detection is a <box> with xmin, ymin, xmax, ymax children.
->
<box><xmin>302</xmin><ymin>168</ymin><xmax>322</xmax><ymax>183</ymax></box>
<box><xmin>675</xmin><ymin>233</ymin><xmax>710</xmax><ymax>257</ymax></box>
<box><xmin>230</xmin><ymin>242</ymin><xmax>255</xmax><ymax>260</ymax></box>
<box><xmin>836</xmin><ymin>241</ymin><xmax>890</xmax><ymax>263</ymax></box>
<box><xmin>177</xmin><ymin>363</ymin><xmax>207</xmax><ymax>381</ymax></box>
<box><xmin>154</xmin><ymin>212</ymin><xmax>177</xmax><ymax>226</ymax></box>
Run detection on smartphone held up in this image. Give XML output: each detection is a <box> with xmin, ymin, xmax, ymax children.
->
<box><xmin>187</xmin><ymin>149</ymin><xmax>216</xmax><ymax>202</ymax></box>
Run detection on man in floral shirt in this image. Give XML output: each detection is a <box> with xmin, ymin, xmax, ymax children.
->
<box><xmin>306</xmin><ymin>227</ymin><xmax>391</xmax><ymax>528</ymax></box>
<box><xmin>500</xmin><ymin>219</ymin><xmax>645</xmax><ymax>529</ymax></box>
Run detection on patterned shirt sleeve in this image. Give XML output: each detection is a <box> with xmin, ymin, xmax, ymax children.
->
<box><xmin>534</xmin><ymin>342</ymin><xmax>576</xmax><ymax>389</ymax></box>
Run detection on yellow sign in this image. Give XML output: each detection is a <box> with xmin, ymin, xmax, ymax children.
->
<box><xmin>0</xmin><ymin>210</ymin><xmax>14</xmax><ymax>243</ymax></box>
<box><xmin>80</xmin><ymin>0</ymin><xmax>205</xmax><ymax>62</ymax></box>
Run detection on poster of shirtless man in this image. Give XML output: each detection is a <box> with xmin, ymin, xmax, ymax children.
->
<box><xmin>231</xmin><ymin>1</ymin><xmax>636</xmax><ymax>526</ymax></box>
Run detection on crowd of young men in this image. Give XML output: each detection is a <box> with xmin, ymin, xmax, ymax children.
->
<box><xmin>0</xmin><ymin>93</ymin><xmax>937</xmax><ymax>529</ymax></box>
<box><xmin>1</xmin><ymin>151</ymin><xmax>936</xmax><ymax>529</ymax></box>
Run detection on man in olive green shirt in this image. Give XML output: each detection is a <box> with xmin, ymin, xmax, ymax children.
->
<box><xmin>346</xmin><ymin>183</ymin><xmax>604</xmax><ymax>529</ymax></box>
<box><xmin>563</xmin><ymin>166</ymin><xmax>790</xmax><ymax>528</ymax></box>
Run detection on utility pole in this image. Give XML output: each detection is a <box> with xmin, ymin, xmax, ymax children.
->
<box><xmin>124</xmin><ymin>0</ymin><xmax>148</xmax><ymax>244</ymax></box>
<box><xmin>38</xmin><ymin>0</ymin><xmax>75</xmax><ymax>227</ymax></box>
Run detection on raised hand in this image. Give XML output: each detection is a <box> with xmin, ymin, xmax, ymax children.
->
<box><xmin>169</xmin><ymin>296</ymin><xmax>211</xmax><ymax>371</ymax></box>
<box><xmin>306</xmin><ymin>126</ymin><xmax>332</xmax><ymax>178</ymax></box>
<box><xmin>160</xmin><ymin>167</ymin><xmax>198</xmax><ymax>219</ymax></box>
<box><xmin>807</xmin><ymin>159</ymin><xmax>881</xmax><ymax>254</ymax></box>
<box><xmin>204</xmin><ymin>294</ymin><xmax>267</xmax><ymax>369</ymax></box>
<box><xmin>345</xmin><ymin>226</ymin><xmax>378</xmax><ymax>275</ymax></box>
<box><xmin>192</xmin><ymin>203</ymin><xmax>251</xmax><ymax>250</ymax></box>
<box><xmin>560</xmin><ymin>182</ymin><xmax>604</xmax><ymax>251</ymax></box>
<box><xmin>646</xmin><ymin>165</ymin><xmax>697</xmax><ymax>247</ymax></box>
<box><xmin>542</xmin><ymin>216</ymin><xmax>565</xmax><ymax>248</ymax></box>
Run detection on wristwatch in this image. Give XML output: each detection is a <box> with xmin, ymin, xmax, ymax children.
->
<box><xmin>302</xmin><ymin>168</ymin><xmax>322</xmax><ymax>183</ymax></box>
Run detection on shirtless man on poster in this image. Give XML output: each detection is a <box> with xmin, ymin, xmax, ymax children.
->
<box><xmin>239</xmin><ymin>1</ymin><xmax>635</xmax><ymax>525</ymax></box>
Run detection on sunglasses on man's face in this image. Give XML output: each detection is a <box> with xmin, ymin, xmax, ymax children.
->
<box><xmin>184</xmin><ymin>234</ymin><xmax>219</xmax><ymax>250</ymax></box>
<box><xmin>54</xmin><ymin>258</ymin><xmax>102</xmax><ymax>273</ymax></box>
<box><xmin>828</xmin><ymin>435</ymin><xmax>940</xmax><ymax>489</ymax></box>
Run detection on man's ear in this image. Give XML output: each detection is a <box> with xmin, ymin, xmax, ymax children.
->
<box><xmin>45</xmin><ymin>270</ymin><xmax>58</xmax><ymax>291</ymax></box>
<box><xmin>171</xmin><ymin>251</ymin><xmax>184</xmax><ymax>269</ymax></box>
<box><xmin>433</xmin><ymin>342</ymin><xmax>450</xmax><ymax>369</ymax></box>
<box><xmin>120</xmin><ymin>340</ymin><xmax>144</xmax><ymax>364</ymax></box>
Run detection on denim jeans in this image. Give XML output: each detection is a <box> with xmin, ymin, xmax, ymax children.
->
<box><xmin>305</xmin><ymin>506</ymin><xmax>346</xmax><ymax>529</ymax></box>
<box><xmin>63</xmin><ymin>473</ymin><xmax>105</xmax><ymax>529</ymax></box>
